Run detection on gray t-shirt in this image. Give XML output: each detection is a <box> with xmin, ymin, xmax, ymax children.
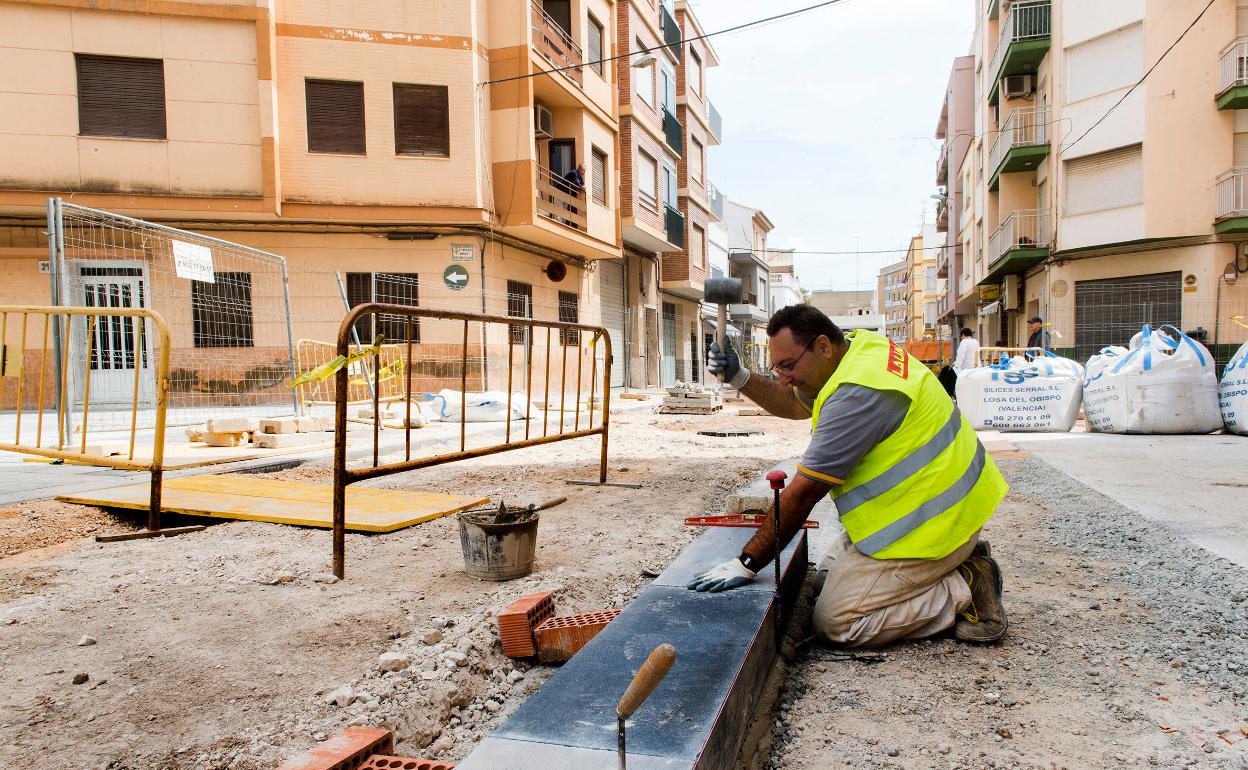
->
<box><xmin>796</xmin><ymin>383</ymin><xmax>911</xmax><ymax>486</ymax></box>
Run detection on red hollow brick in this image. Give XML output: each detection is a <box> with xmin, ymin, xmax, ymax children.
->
<box><xmin>277</xmin><ymin>727</ymin><xmax>393</xmax><ymax>770</ymax></box>
<box><xmin>360</xmin><ymin>755</ymin><xmax>455</xmax><ymax>770</ymax></box>
<box><xmin>534</xmin><ymin>610</ymin><xmax>621</xmax><ymax>664</ymax></box>
<box><xmin>497</xmin><ymin>592</ymin><xmax>555</xmax><ymax>658</ymax></box>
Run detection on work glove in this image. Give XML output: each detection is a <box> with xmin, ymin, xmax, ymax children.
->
<box><xmin>687</xmin><ymin>558</ymin><xmax>756</xmax><ymax>593</ymax></box>
<box><xmin>707</xmin><ymin>340</ymin><xmax>750</xmax><ymax>390</ymax></box>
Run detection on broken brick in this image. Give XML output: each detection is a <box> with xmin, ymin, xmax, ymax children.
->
<box><xmin>497</xmin><ymin>592</ymin><xmax>555</xmax><ymax>658</ymax></box>
<box><xmin>276</xmin><ymin>727</ymin><xmax>393</xmax><ymax>770</ymax></box>
<box><xmin>360</xmin><ymin>755</ymin><xmax>455</xmax><ymax>770</ymax></box>
<box><xmin>534</xmin><ymin>610</ymin><xmax>620</xmax><ymax>664</ymax></box>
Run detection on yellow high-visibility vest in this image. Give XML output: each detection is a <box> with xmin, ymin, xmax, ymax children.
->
<box><xmin>809</xmin><ymin>330</ymin><xmax>1007</xmax><ymax>559</ymax></box>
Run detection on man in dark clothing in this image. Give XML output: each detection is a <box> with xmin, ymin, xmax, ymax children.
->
<box><xmin>1026</xmin><ymin>317</ymin><xmax>1051</xmax><ymax>353</ymax></box>
<box><xmin>560</xmin><ymin>163</ymin><xmax>587</xmax><ymax>223</ymax></box>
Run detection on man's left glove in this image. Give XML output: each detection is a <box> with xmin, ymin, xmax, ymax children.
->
<box><xmin>687</xmin><ymin>558</ymin><xmax>756</xmax><ymax>592</ymax></box>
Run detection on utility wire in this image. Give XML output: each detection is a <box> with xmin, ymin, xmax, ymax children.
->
<box><xmin>484</xmin><ymin>0</ymin><xmax>850</xmax><ymax>86</ymax></box>
<box><xmin>1059</xmin><ymin>0</ymin><xmax>1216</xmax><ymax>157</ymax></box>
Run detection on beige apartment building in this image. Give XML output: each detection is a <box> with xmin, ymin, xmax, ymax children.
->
<box><xmin>878</xmin><ymin>258</ymin><xmax>910</xmax><ymax>342</ymax></box>
<box><xmin>937</xmin><ymin>0</ymin><xmax>1248</xmax><ymax>362</ymax></box>
<box><xmin>907</xmin><ymin>228</ymin><xmax>943</xmax><ymax>340</ymax></box>
<box><xmin>0</xmin><ymin>0</ymin><xmax>631</xmax><ymax>384</ymax></box>
<box><xmin>614</xmin><ymin>0</ymin><xmax>720</xmax><ymax>387</ymax></box>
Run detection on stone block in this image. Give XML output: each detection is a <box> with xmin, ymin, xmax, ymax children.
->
<box><xmin>185</xmin><ymin>426</ymin><xmax>206</xmax><ymax>442</ymax></box>
<box><xmin>296</xmin><ymin>416</ymin><xmax>330</xmax><ymax>433</ymax></box>
<box><xmin>251</xmin><ymin>432</ymin><xmax>330</xmax><ymax>449</ymax></box>
<box><xmin>260</xmin><ymin>418</ymin><xmax>299</xmax><ymax>434</ymax></box>
<box><xmin>203</xmin><ymin>431</ymin><xmax>248</xmax><ymax>448</ymax></box>
<box><xmin>206</xmin><ymin>417</ymin><xmax>259</xmax><ymax>434</ymax></box>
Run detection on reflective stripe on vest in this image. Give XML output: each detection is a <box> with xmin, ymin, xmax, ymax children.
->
<box><xmin>834</xmin><ymin>405</ymin><xmax>963</xmax><ymax>516</ymax></box>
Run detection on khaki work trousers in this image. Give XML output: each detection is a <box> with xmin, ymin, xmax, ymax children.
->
<box><xmin>812</xmin><ymin>529</ymin><xmax>979</xmax><ymax>649</ymax></box>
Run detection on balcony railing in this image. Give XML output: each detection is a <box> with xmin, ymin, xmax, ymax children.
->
<box><xmin>708</xmin><ymin>183</ymin><xmax>724</xmax><ymax>220</ymax></box>
<box><xmin>935</xmin><ymin>144</ymin><xmax>949</xmax><ymax>185</ymax></box>
<box><xmin>1216</xmin><ymin>168</ymin><xmax>1248</xmax><ymax>220</ymax></box>
<box><xmin>988</xmin><ymin>104</ymin><xmax>1049</xmax><ymax>177</ymax></box>
<box><xmin>660</xmin><ymin>3</ymin><xmax>681</xmax><ymax>59</ymax></box>
<box><xmin>536</xmin><ymin>165</ymin><xmax>587</xmax><ymax>231</ymax></box>
<box><xmin>708</xmin><ymin>101</ymin><xmax>723</xmax><ymax>143</ymax></box>
<box><xmin>988</xmin><ymin>0</ymin><xmax>1051</xmax><ymax>84</ymax></box>
<box><xmin>988</xmin><ymin>209</ymin><xmax>1050</xmax><ymax>265</ymax></box>
<box><xmin>531</xmin><ymin>1</ymin><xmax>583</xmax><ymax>87</ymax></box>
<box><xmin>1218</xmin><ymin>37</ymin><xmax>1248</xmax><ymax>101</ymax></box>
<box><xmin>935</xmin><ymin>199</ymin><xmax>949</xmax><ymax>233</ymax></box>
<box><xmin>664</xmin><ymin>203</ymin><xmax>685</xmax><ymax>248</ymax></box>
<box><xmin>662</xmin><ymin>106</ymin><xmax>683</xmax><ymax>156</ymax></box>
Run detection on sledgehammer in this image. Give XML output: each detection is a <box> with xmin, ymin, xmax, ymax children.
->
<box><xmin>616</xmin><ymin>643</ymin><xmax>677</xmax><ymax>770</ymax></box>
<box><xmin>704</xmin><ymin>277</ymin><xmax>743</xmax><ymax>384</ymax></box>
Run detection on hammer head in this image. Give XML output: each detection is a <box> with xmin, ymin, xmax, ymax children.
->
<box><xmin>703</xmin><ymin>276</ymin><xmax>743</xmax><ymax>305</ymax></box>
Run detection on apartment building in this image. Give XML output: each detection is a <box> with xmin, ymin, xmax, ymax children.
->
<box><xmin>765</xmin><ymin>248</ymin><xmax>804</xmax><ymax>311</ymax></box>
<box><xmin>907</xmin><ymin>228</ymin><xmax>943</xmax><ymax>340</ymax></box>
<box><xmin>724</xmin><ymin>199</ymin><xmax>774</xmax><ymax>363</ymax></box>
<box><xmin>939</xmin><ymin>0</ymin><xmax>1248</xmax><ymax>362</ymax></box>
<box><xmin>934</xmin><ymin>56</ymin><xmax>977</xmax><ymax>331</ymax></box>
<box><xmin>809</xmin><ymin>289</ymin><xmax>881</xmax><ymax>333</ymax></box>
<box><xmin>878</xmin><ymin>258</ymin><xmax>910</xmax><ymax>342</ymax></box>
<box><xmin>0</xmin><ymin>0</ymin><xmax>622</xmax><ymax>383</ymax></box>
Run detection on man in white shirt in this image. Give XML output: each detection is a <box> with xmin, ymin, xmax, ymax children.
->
<box><xmin>954</xmin><ymin>328</ymin><xmax>980</xmax><ymax>374</ymax></box>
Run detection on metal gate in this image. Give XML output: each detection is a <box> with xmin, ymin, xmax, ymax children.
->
<box><xmin>598</xmin><ymin>260</ymin><xmax>626</xmax><ymax>388</ymax></box>
<box><xmin>661</xmin><ymin>302</ymin><xmax>677</xmax><ymax>386</ymax></box>
<box><xmin>645</xmin><ymin>307</ymin><xmax>660</xmax><ymax>386</ymax></box>
<box><xmin>1073</xmin><ymin>272</ymin><xmax>1182</xmax><ymax>361</ymax></box>
<box><xmin>48</xmin><ymin>199</ymin><xmax>298</xmax><ymax>431</ymax></box>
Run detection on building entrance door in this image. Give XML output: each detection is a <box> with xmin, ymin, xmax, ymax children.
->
<box><xmin>661</xmin><ymin>302</ymin><xmax>677</xmax><ymax>387</ymax></box>
<box><xmin>70</xmin><ymin>262</ymin><xmax>156</xmax><ymax>408</ymax></box>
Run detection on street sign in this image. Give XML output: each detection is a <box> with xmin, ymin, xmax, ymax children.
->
<box><xmin>443</xmin><ymin>264</ymin><xmax>470</xmax><ymax>291</ymax></box>
<box><xmin>451</xmin><ymin>243</ymin><xmax>474</xmax><ymax>262</ymax></box>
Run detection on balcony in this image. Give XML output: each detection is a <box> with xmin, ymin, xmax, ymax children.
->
<box><xmin>983</xmin><ymin>209</ymin><xmax>1050</xmax><ymax>284</ymax></box>
<box><xmin>935</xmin><ymin>144</ymin><xmax>949</xmax><ymax>186</ymax></box>
<box><xmin>987</xmin><ymin>0</ymin><xmax>1050</xmax><ymax>104</ymax></box>
<box><xmin>935</xmin><ymin>199</ymin><xmax>949</xmax><ymax>234</ymax></box>
<box><xmin>1217</xmin><ymin>37</ymin><xmax>1248</xmax><ymax>110</ymax></box>
<box><xmin>987</xmin><ymin>105</ymin><xmax>1050</xmax><ymax>191</ymax></box>
<box><xmin>664</xmin><ymin>203</ymin><xmax>686</xmax><ymax>247</ymax></box>
<box><xmin>531</xmin><ymin>1</ymin><xmax>583</xmax><ymax>87</ymax></box>
<box><xmin>936</xmin><ymin>244</ymin><xmax>951</xmax><ymax>278</ymax></box>
<box><xmin>660</xmin><ymin>3</ymin><xmax>681</xmax><ymax>60</ymax></box>
<box><xmin>708</xmin><ymin>183</ymin><xmax>724</xmax><ymax>221</ymax></box>
<box><xmin>535</xmin><ymin>165</ymin><xmax>587</xmax><ymax>231</ymax></box>
<box><xmin>662</xmin><ymin>106</ymin><xmax>683</xmax><ymax>156</ymax></box>
<box><xmin>1215</xmin><ymin>168</ymin><xmax>1248</xmax><ymax>234</ymax></box>
<box><xmin>707</xmin><ymin>101</ymin><xmax>723</xmax><ymax>144</ymax></box>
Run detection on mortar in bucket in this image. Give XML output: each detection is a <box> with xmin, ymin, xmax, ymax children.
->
<box><xmin>457</xmin><ymin>497</ymin><xmax>566</xmax><ymax>581</ymax></box>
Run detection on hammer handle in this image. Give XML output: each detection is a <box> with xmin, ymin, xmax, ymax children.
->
<box><xmin>716</xmin><ymin>304</ymin><xmax>727</xmax><ymax>355</ymax></box>
<box><xmin>616</xmin><ymin>643</ymin><xmax>677</xmax><ymax>719</ymax></box>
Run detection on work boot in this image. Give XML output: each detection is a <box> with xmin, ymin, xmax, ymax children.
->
<box><xmin>955</xmin><ymin>553</ymin><xmax>1007</xmax><ymax>643</ymax></box>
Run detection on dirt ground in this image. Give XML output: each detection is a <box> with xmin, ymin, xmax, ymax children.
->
<box><xmin>2</xmin><ymin>407</ymin><xmax>1246</xmax><ymax>770</ymax></box>
<box><xmin>0</xmin><ymin>405</ymin><xmax>810</xmax><ymax>769</ymax></box>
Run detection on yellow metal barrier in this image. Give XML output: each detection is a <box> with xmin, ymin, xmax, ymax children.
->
<box><xmin>0</xmin><ymin>305</ymin><xmax>173</xmax><ymax>532</ymax></box>
<box><xmin>330</xmin><ymin>303</ymin><xmax>615</xmax><ymax>578</ymax></box>
<box><xmin>294</xmin><ymin>338</ymin><xmax>408</xmax><ymax>407</ymax></box>
<box><xmin>975</xmin><ymin>346</ymin><xmax>1048</xmax><ymax>365</ymax></box>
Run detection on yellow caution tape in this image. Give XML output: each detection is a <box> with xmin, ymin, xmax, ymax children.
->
<box><xmin>290</xmin><ymin>336</ymin><xmax>384</xmax><ymax>388</ymax></box>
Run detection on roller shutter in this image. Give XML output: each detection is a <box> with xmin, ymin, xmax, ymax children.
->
<box><xmin>598</xmin><ymin>260</ymin><xmax>626</xmax><ymax>388</ymax></box>
<box><xmin>1064</xmin><ymin>144</ymin><xmax>1142</xmax><ymax>216</ymax></box>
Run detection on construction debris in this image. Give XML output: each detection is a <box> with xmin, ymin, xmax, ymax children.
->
<box><xmin>497</xmin><ymin>592</ymin><xmax>555</xmax><ymax>658</ymax></box>
<box><xmin>737</xmin><ymin>408</ymin><xmax>766</xmax><ymax>416</ymax></box>
<box><xmin>658</xmin><ymin>382</ymin><xmax>723</xmax><ymax>415</ymax></box>
<box><xmin>697</xmin><ymin>428</ymin><xmax>762</xmax><ymax>437</ymax></box>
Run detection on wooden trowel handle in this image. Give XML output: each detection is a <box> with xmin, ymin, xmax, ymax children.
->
<box><xmin>615</xmin><ymin>643</ymin><xmax>677</xmax><ymax>719</ymax></box>
<box><xmin>533</xmin><ymin>496</ymin><xmax>568</xmax><ymax>512</ymax></box>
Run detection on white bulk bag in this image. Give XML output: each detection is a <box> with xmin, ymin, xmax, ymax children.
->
<box><xmin>1082</xmin><ymin>324</ymin><xmax>1222</xmax><ymax>434</ymax></box>
<box><xmin>432</xmin><ymin>389</ymin><xmax>540</xmax><ymax>423</ymax></box>
<box><xmin>1220</xmin><ymin>340</ymin><xmax>1248</xmax><ymax>435</ymax></box>
<box><xmin>956</xmin><ymin>351</ymin><xmax>1084</xmax><ymax>432</ymax></box>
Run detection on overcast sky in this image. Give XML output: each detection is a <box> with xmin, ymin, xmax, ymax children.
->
<box><xmin>691</xmin><ymin>0</ymin><xmax>974</xmax><ymax>293</ymax></box>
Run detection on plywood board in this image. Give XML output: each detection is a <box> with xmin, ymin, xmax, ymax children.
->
<box><xmin>57</xmin><ymin>476</ymin><xmax>489</xmax><ymax>533</ymax></box>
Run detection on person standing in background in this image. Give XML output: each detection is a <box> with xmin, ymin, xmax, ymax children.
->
<box><xmin>954</xmin><ymin>328</ymin><xmax>980</xmax><ymax>374</ymax></box>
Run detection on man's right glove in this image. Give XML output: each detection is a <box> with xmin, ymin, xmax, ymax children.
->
<box><xmin>707</xmin><ymin>340</ymin><xmax>750</xmax><ymax>390</ymax></box>
<box><xmin>687</xmin><ymin>558</ymin><xmax>756</xmax><ymax>592</ymax></box>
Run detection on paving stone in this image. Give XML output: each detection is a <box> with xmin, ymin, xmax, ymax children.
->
<box><xmin>206</xmin><ymin>417</ymin><xmax>259</xmax><ymax>434</ymax></box>
<box><xmin>251</xmin><ymin>432</ymin><xmax>331</xmax><ymax>449</ymax></box>
<box><xmin>203</xmin><ymin>431</ymin><xmax>248</xmax><ymax>448</ymax></box>
<box><xmin>260</xmin><ymin>418</ymin><xmax>299</xmax><ymax>434</ymax></box>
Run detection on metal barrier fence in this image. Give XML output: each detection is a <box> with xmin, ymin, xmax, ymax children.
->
<box><xmin>47</xmin><ymin>198</ymin><xmax>297</xmax><ymax>432</ymax></box>
<box><xmin>330</xmin><ymin>303</ymin><xmax>613</xmax><ymax>578</ymax></box>
<box><xmin>975</xmin><ymin>346</ymin><xmax>1046</xmax><ymax>365</ymax></box>
<box><xmin>0</xmin><ymin>305</ymin><xmax>170</xmax><ymax>530</ymax></box>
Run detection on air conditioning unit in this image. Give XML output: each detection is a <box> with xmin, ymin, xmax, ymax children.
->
<box><xmin>1002</xmin><ymin>74</ymin><xmax>1034</xmax><ymax>100</ymax></box>
<box><xmin>1001</xmin><ymin>274</ymin><xmax>1021</xmax><ymax>311</ymax></box>
<box><xmin>534</xmin><ymin>104</ymin><xmax>554</xmax><ymax>139</ymax></box>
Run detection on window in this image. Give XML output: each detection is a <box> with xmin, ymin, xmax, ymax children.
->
<box><xmin>346</xmin><ymin>273</ymin><xmax>421</xmax><ymax>343</ymax></box>
<box><xmin>393</xmin><ymin>83</ymin><xmax>449</xmax><ymax>157</ymax></box>
<box><xmin>637</xmin><ymin>150</ymin><xmax>658</xmax><ymax>209</ymax></box>
<box><xmin>689</xmin><ymin>224</ymin><xmax>705</xmax><ymax>269</ymax></box>
<box><xmin>591</xmin><ymin>147</ymin><xmax>608</xmax><ymax>206</ymax></box>
<box><xmin>588</xmin><ymin>15</ymin><xmax>605</xmax><ymax>76</ymax></box>
<box><xmin>192</xmin><ymin>272</ymin><xmax>253</xmax><ymax>348</ymax></box>
<box><xmin>635</xmin><ymin>40</ymin><xmax>654</xmax><ymax>105</ymax></box>
<box><xmin>75</xmin><ymin>54</ymin><xmax>166</xmax><ymax>139</ymax></box>
<box><xmin>1065</xmin><ymin>24</ymin><xmax>1143</xmax><ymax>103</ymax></box>
<box><xmin>688</xmin><ymin>49</ymin><xmax>703</xmax><ymax>96</ymax></box>
<box><xmin>558</xmin><ymin>290</ymin><xmax>580</xmax><ymax>346</ymax></box>
<box><xmin>507</xmin><ymin>280</ymin><xmax>533</xmax><ymax>344</ymax></box>
<box><xmin>305</xmin><ymin>79</ymin><xmax>366</xmax><ymax>154</ymax></box>
<box><xmin>689</xmin><ymin>138</ymin><xmax>704</xmax><ymax>185</ymax></box>
<box><xmin>1065</xmin><ymin>144</ymin><xmax>1143</xmax><ymax>216</ymax></box>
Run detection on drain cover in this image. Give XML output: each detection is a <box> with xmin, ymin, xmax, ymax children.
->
<box><xmin>697</xmin><ymin>428</ymin><xmax>763</xmax><ymax>437</ymax></box>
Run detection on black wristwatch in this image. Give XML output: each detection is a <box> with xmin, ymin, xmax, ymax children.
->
<box><xmin>739</xmin><ymin>552</ymin><xmax>761</xmax><ymax>572</ymax></box>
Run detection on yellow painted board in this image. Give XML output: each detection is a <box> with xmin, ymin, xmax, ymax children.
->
<box><xmin>57</xmin><ymin>476</ymin><xmax>489</xmax><ymax>533</ymax></box>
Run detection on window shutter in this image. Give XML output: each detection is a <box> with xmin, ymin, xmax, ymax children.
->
<box><xmin>637</xmin><ymin>151</ymin><xmax>658</xmax><ymax>206</ymax></box>
<box><xmin>306</xmin><ymin>79</ymin><xmax>366</xmax><ymax>154</ymax></box>
<box><xmin>75</xmin><ymin>55</ymin><xmax>166</xmax><ymax>139</ymax></box>
<box><xmin>393</xmin><ymin>83</ymin><xmax>449</xmax><ymax>157</ymax></box>
<box><xmin>1065</xmin><ymin>144</ymin><xmax>1143</xmax><ymax>216</ymax></box>
<box><xmin>588</xmin><ymin>16</ymin><xmax>604</xmax><ymax>75</ymax></box>
<box><xmin>1235</xmin><ymin>132</ymin><xmax>1248</xmax><ymax>167</ymax></box>
<box><xmin>1238</xmin><ymin>0</ymin><xmax>1248</xmax><ymax>35</ymax></box>
<box><xmin>1064</xmin><ymin>24</ymin><xmax>1143</xmax><ymax>103</ymax></box>
<box><xmin>591</xmin><ymin>148</ymin><xmax>607</xmax><ymax>206</ymax></box>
